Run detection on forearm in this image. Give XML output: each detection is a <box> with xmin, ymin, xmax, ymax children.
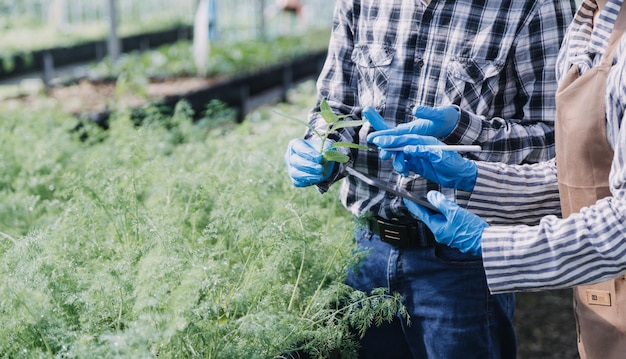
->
<box><xmin>482</xmin><ymin>196</ymin><xmax>626</xmax><ymax>293</ymax></box>
<box><xmin>453</xmin><ymin>108</ymin><xmax>555</xmax><ymax>165</ymax></box>
<box><xmin>305</xmin><ymin>1</ymin><xmax>360</xmax><ymax>193</ymax></box>
<box><xmin>446</xmin><ymin>1</ymin><xmax>570</xmax><ymax>165</ymax></box>
<box><xmin>466</xmin><ymin>159</ymin><xmax>561</xmax><ymax>225</ymax></box>
<box><xmin>308</xmin><ymin>1</ymin><xmax>359</xmax><ymax>142</ymax></box>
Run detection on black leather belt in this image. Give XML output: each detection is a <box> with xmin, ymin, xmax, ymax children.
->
<box><xmin>368</xmin><ymin>216</ymin><xmax>439</xmax><ymax>248</ymax></box>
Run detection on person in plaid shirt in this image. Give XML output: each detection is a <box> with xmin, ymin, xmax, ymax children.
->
<box><xmin>284</xmin><ymin>0</ymin><xmax>575</xmax><ymax>357</ymax></box>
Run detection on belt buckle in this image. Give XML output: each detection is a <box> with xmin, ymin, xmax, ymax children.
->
<box><xmin>371</xmin><ymin>217</ymin><xmax>436</xmax><ymax>248</ymax></box>
<box><xmin>379</xmin><ymin>223</ymin><xmax>402</xmax><ymax>242</ymax></box>
<box><xmin>375</xmin><ymin>218</ymin><xmax>411</xmax><ymax>247</ymax></box>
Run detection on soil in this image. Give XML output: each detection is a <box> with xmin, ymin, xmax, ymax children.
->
<box><xmin>514</xmin><ymin>289</ymin><xmax>579</xmax><ymax>358</ymax></box>
<box><xmin>4</xmin><ymin>76</ymin><xmax>225</xmax><ymax>116</ymax></box>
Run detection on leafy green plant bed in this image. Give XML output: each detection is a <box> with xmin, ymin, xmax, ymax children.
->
<box><xmin>5</xmin><ymin>30</ymin><xmax>330</xmax><ymax>124</ymax></box>
<box><xmin>0</xmin><ymin>81</ymin><xmax>405</xmax><ymax>358</ymax></box>
<box><xmin>0</xmin><ymin>25</ymin><xmax>193</xmax><ymax>79</ymax></box>
<box><xmin>86</xmin><ymin>30</ymin><xmax>330</xmax><ymax>81</ymax></box>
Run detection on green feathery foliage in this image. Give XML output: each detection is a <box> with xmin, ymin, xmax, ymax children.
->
<box><xmin>0</xmin><ymin>81</ymin><xmax>407</xmax><ymax>358</ymax></box>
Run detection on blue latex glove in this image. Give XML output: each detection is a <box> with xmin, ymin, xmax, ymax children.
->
<box><xmin>284</xmin><ymin>138</ymin><xmax>335</xmax><ymax>187</ymax></box>
<box><xmin>403</xmin><ymin>192</ymin><xmax>486</xmax><ymax>256</ymax></box>
<box><xmin>367</xmin><ymin>133</ymin><xmax>477</xmax><ymax>192</ymax></box>
<box><xmin>362</xmin><ymin>105</ymin><xmax>459</xmax><ymax>136</ymax></box>
<box><xmin>410</xmin><ymin>105</ymin><xmax>460</xmax><ymax>138</ymax></box>
<box><xmin>362</xmin><ymin>106</ymin><xmax>392</xmax><ymax>131</ymax></box>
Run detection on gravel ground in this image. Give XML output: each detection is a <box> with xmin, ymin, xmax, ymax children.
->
<box><xmin>514</xmin><ymin>289</ymin><xmax>579</xmax><ymax>358</ymax></box>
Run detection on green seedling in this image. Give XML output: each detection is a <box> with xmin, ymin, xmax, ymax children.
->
<box><xmin>280</xmin><ymin>98</ymin><xmax>370</xmax><ymax>163</ymax></box>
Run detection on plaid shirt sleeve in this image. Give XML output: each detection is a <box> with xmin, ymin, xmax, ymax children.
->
<box><xmin>305</xmin><ymin>1</ymin><xmax>358</xmax><ymax>139</ymax></box>
<box><xmin>304</xmin><ymin>0</ymin><xmax>365</xmax><ymax>194</ymax></box>
<box><xmin>448</xmin><ymin>0</ymin><xmax>574</xmax><ymax>165</ymax></box>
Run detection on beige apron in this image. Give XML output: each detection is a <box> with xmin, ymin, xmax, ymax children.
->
<box><xmin>555</xmin><ymin>5</ymin><xmax>626</xmax><ymax>358</ymax></box>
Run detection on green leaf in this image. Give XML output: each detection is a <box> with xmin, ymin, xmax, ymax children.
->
<box><xmin>330</xmin><ymin>120</ymin><xmax>365</xmax><ymax>131</ymax></box>
<box><xmin>323</xmin><ymin>151</ymin><xmax>350</xmax><ymax>163</ymax></box>
<box><xmin>319</xmin><ymin>98</ymin><xmax>338</xmax><ymax>124</ymax></box>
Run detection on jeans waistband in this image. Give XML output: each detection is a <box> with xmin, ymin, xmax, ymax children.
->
<box><xmin>368</xmin><ymin>216</ymin><xmax>438</xmax><ymax>248</ymax></box>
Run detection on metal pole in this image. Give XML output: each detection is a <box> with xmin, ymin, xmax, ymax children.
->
<box><xmin>106</xmin><ymin>0</ymin><xmax>121</xmax><ymax>62</ymax></box>
<box><xmin>193</xmin><ymin>0</ymin><xmax>210</xmax><ymax>76</ymax></box>
<box><xmin>208</xmin><ymin>0</ymin><xmax>217</xmax><ymax>40</ymax></box>
<box><xmin>48</xmin><ymin>0</ymin><xmax>66</xmax><ymax>31</ymax></box>
<box><xmin>259</xmin><ymin>0</ymin><xmax>266</xmax><ymax>39</ymax></box>
<box><xmin>42</xmin><ymin>51</ymin><xmax>55</xmax><ymax>88</ymax></box>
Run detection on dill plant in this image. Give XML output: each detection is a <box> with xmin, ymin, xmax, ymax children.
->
<box><xmin>0</xmin><ymin>81</ymin><xmax>406</xmax><ymax>358</ymax></box>
<box><xmin>0</xmin><ymin>107</ymin><xmax>79</xmax><ymax>240</ymax></box>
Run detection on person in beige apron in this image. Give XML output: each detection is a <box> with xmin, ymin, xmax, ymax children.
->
<box><xmin>556</xmin><ymin>1</ymin><xmax>626</xmax><ymax>356</ymax></box>
<box><xmin>365</xmin><ymin>0</ymin><xmax>626</xmax><ymax>357</ymax></box>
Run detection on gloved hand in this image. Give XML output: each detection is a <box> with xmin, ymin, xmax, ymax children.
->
<box><xmin>284</xmin><ymin>138</ymin><xmax>335</xmax><ymax>187</ymax></box>
<box><xmin>362</xmin><ymin>105</ymin><xmax>459</xmax><ymax>136</ymax></box>
<box><xmin>403</xmin><ymin>192</ymin><xmax>486</xmax><ymax>256</ymax></box>
<box><xmin>410</xmin><ymin>105</ymin><xmax>460</xmax><ymax>138</ymax></box>
<box><xmin>367</xmin><ymin>133</ymin><xmax>477</xmax><ymax>191</ymax></box>
<box><xmin>362</xmin><ymin>106</ymin><xmax>392</xmax><ymax>131</ymax></box>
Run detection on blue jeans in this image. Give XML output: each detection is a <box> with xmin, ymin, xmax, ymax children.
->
<box><xmin>346</xmin><ymin>227</ymin><xmax>517</xmax><ymax>358</ymax></box>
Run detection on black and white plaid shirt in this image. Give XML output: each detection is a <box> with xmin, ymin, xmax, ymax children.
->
<box><xmin>306</xmin><ymin>0</ymin><xmax>576</xmax><ymax>220</ymax></box>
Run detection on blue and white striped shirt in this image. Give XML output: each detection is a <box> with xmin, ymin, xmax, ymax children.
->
<box><xmin>307</xmin><ymin>0</ymin><xmax>575</xmax><ymax>220</ymax></box>
<box><xmin>470</xmin><ymin>0</ymin><xmax>626</xmax><ymax>293</ymax></box>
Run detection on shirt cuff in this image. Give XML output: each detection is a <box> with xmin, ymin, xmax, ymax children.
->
<box><xmin>443</xmin><ymin>106</ymin><xmax>481</xmax><ymax>145</ymax></box>
<box><xmin>481</xmin><ymin>226</ymin><xmax>520</xmax><ymax>294</ymax></box>
<box><xmin>464</xmin><ymin>162</ymin><xmax>496</xmax><ymax>212</ymax></box>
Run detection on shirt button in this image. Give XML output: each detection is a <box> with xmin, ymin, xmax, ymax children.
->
<box><xmin>417</xmin><ymin>59</ymin><xmax>424</xmax><ymax>67</ymax></box>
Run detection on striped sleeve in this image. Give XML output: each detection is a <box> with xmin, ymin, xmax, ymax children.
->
<box><xmin>482</xmin><ymin>195</ymin><xmax>626</xmax><ymax>293</ymax></box>
<box><xmin>465</xmin><ymin>160</ymin><xmax>561</xmax><ymax>225</ymax></box>
<box><xmin>479</xmin><ymin>28</ymin><xmax>626</xmax><ymax>294</ymax></box>
<box><xmin>482</xmin><ymin>107</ymin><xmax>626</xmax><ymax>293</ymax></box>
